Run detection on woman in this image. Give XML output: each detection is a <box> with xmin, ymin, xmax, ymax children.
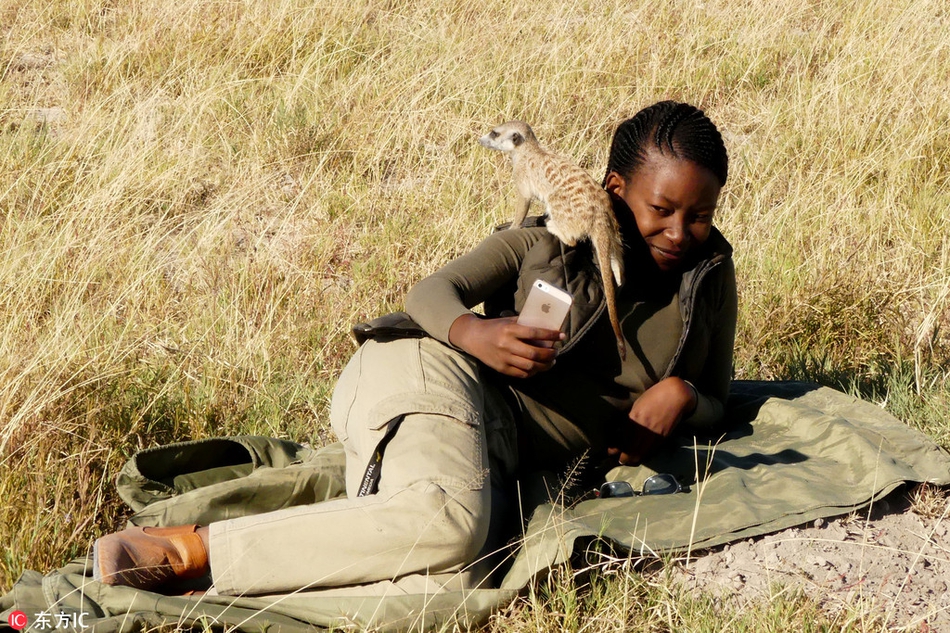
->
<box><xmin>93</xmin><ymin>100</ymin><xmax>736</xmax><ymax>597</ymax></box>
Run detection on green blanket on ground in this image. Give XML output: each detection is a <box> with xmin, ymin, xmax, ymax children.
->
<box><xmin>3</xmin><ymin>381</ymin><xmax>950</xmax><ymax>632</ymax></box>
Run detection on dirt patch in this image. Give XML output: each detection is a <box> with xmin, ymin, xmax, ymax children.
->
<box><xmin>672</xmin><ymin>489</ymin><xmax>950</xmax><ymax>630</ymax></box>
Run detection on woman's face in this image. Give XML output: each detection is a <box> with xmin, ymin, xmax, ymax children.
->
<box><xmin>605</xmin><ymin>150</ymin><xmax>722</xmax><ymax>272</ymax></box>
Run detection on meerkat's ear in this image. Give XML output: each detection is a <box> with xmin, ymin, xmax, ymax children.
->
<box><xmin>511</xmin><ymin>132</ymin><xmax>524</xmax><ymax>146</ymax></box>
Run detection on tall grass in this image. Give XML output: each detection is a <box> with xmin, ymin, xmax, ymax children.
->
<box><xmin>1</xmin><ymin>0</ymin><xmax>948</xmax><ymax>627</ymax></box>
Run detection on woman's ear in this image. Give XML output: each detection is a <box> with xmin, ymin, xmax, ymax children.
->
<box><xmin>603</xmin><ymin>171</ymin><xmax>626</xmax><ymax>197</ymax></box>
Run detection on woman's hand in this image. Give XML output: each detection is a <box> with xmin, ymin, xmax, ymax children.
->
<box><xmin>449</xmin><ymin>313</ymin><xmax>563</xmax><ymax>378</ymax></box>
<box><xmin>607</xmin><ymin>377</ymin><xmax>698</xmax><ymax>465</ymax></box>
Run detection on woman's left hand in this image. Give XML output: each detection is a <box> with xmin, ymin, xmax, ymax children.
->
<box><xmin>608</xmin><ymin>377</ymin><xmax>697</xmax><ymax>465</ymax></box>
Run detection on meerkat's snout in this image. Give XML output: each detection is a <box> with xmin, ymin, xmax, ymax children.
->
<box><xmin>479</xmin><ymin>121</ymin><xmax>534</xmax><ymax>153</ymax></box>
<box><xmin>477</xmin><ymin>130</ymin><xmax>498</xmax><ymax>150</ymax></box>
<box><xmin>479</xmin><ymin>127</ymin><xmax>511</xmax><ymax>152</ymax></box>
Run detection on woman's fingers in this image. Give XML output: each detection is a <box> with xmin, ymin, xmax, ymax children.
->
<box><xmin>449</xmin><ymin>314</ymin><xmax>563</xmax><ymax>378</ymax></box>
<box><xmin>496</xmin><ymin>345</ymin><xmax>556</xmax><ymax>377</ymax></box>
<box><xmin>505</xmin><ymin>337</ymin><xmax>558</xmax><ymax>362</ymax></box>
<box><xmin>510</xmin><ymin>323</ymin><xmax>564</xmax><ymax>344</ymax></box>
<box><xmin>607</xmin><ymin>419</ymin><xmax>664</xmax><ymax>465</ymax></box>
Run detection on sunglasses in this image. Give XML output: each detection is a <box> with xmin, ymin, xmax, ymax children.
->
<box><xmin>595</xmin><ymin>473</ymin><xmax>688</xmax><ymax>498</ymax></box>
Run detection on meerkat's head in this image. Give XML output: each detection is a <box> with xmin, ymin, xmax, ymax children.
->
<box><xmin>478</xmin><ymin>120</ymin><xmax>538</xmax><ymax>153</ymax></box>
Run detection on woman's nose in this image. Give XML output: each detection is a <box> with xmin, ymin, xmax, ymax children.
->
<box><xmin>665</xmin><ymin>217</ymin><xmax>688</xmax><ymax>246</ymax></box>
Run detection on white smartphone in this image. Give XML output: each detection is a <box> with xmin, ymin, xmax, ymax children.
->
<box><xmin>517</xmin><ymin>279</ymin><xmax>573</xmax><ymax>331</ymax></box>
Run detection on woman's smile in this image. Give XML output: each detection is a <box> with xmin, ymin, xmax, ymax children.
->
<box><xmin>650</xmin><ymin>244</ymin><xmax>686</xmax><ymax>266</ymax></box>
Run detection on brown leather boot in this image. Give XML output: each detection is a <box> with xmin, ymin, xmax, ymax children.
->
<box><xmin>93</xmin><ymin>525</ymin><xmax>209</xmax><ymax>589</ymax></box>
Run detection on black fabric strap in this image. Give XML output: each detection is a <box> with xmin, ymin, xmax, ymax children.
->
<box><xmin>356</xmin><ymin>415</ymin><xmax>405</xmax><ymax>497</ymax></box>
<box><xmin>350</xmin><ymin>312</ymin><xmax>428</xmax><ymax>346</ymax></box>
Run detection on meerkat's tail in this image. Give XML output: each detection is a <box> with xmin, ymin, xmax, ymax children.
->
<box><xmin>591</xmin><ymin>219</ymin><xmax>626</xmax><ymax>361</ymax></box>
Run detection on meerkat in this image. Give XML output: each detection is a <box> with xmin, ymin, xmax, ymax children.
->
<box><xmin>479</xmin><ymin>120</ymin><xmax>626</xmax><ymax>360</ymax></box>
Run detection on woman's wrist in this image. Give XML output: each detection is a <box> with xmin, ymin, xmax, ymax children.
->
<box><xmin>448</xmin><ymin>313</ymin><xmax>480</xmax><ymax>353</ymax></box>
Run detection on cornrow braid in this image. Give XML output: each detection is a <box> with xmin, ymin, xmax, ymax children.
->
<box><xmin>604</xmin><ymin>101</ymin><xmax>728</xmax><ymax>186</ymax></box>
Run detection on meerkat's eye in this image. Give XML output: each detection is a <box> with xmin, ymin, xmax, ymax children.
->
<box><xmin>489</xmin><ymin>131</ymin><xmax>499</xmax><ymax>139</ymax></box>
<box><xmin>511</xmin><ymin>132</ymin><xmax>524</xmax><ymax>146</ymax></box>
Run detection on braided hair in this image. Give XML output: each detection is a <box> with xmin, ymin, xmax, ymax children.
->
<box><xmin>604</xmin><ymin>101</ymin><xmax>728</xmax><ymax>186</ymax></box>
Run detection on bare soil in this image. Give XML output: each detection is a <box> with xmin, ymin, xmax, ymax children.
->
<box><xmin>672</xmin><ymin>489</ymin><xmax>950</xmax><ymax>631</ymax></box>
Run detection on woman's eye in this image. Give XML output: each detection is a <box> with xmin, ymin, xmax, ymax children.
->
<box><xmin>652</xmin><ymin>205</ymin><xmax>672</xmax><ymax>216</ymax></box>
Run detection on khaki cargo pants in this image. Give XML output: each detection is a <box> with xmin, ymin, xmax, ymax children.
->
<box><xmin>208</xmin><ymin>337</ymin><xmax>518</xmax><ymax>596</ymax></box>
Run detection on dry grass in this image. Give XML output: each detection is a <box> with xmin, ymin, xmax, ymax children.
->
<box><xmin>1</xmin><ymin>0</ymin><xmax>949</xmax><ymax>628</ymax></box>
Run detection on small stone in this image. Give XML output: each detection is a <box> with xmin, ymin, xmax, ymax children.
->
<box><xmin>28</xmin><ymin>108</ymin><xmax>66</xmax><ymax>124</ymax></box>
<box><xmin>814</xmin><ymin>518</ymin><xmax>826</xmax><ymax>528</ymax></box>
<box><xmin>11</xmin><ymin>52</ymin><xmax>54</xmax><ymax>71</ymax></box>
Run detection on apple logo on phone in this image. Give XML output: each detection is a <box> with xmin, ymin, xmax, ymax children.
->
<box><xmin>517</xmin><ymin>280</ymin><xmax>572</xmax><ymax>332</ymax></box>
